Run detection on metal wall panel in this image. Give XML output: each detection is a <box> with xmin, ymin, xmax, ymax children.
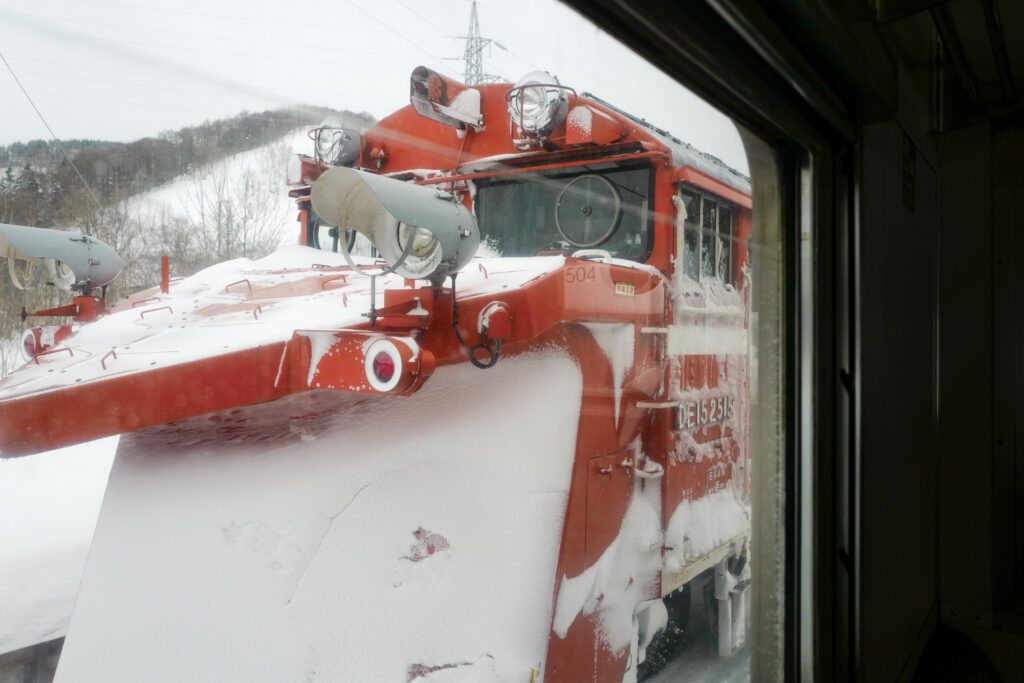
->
<box><xmin>859</xmin><ymin>120</ymin><xmax>939</xmax><ymax>683</ymax></box>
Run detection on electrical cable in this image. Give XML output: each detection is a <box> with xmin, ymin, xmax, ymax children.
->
<box><xmin>0</xmin><ymin>9</ymin><xmax>430</xmax><ymax>56</ymax></box>
<box><xmin>394</xmin><ymin>0</ymin><xmax>464</xmax><ymax>48</ymax></box>
<box><xmin>73</xmin><ymin>0</ymin><xmax>465</xmax><ymax>39</ymax></box>
<box><xmin>340</xmin><ymin>0</ymin><xmax>451</xmax><ymax>73</ymax></box>
<box><xmin>0</xmin><ymin>51</ymin><xmax>103</xmax><ymax>211</ymax></box>
<box><xmin>449</xmin><ymin>273</ymin><xmax>500</xmax><ymax>369</ymax></box>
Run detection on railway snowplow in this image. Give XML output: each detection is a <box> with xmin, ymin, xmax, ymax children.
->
<box><xmin>0</xmin><ymin>67</ymin><xmax>753</xmax><ymax>681</ymax></box>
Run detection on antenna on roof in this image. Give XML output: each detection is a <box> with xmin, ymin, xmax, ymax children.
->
<box><xmin>460</xmin><ymin>1</ymin><xmax>506</xmax><ymax>85</ymax></box>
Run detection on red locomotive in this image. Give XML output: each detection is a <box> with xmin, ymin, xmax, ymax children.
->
<box><xmin>0</xmin><ymin>67</ymin><xmax>752</xmax><ymax>681</ymax></box>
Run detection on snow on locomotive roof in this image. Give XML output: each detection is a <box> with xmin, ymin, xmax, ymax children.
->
<box><xmin>581</xmin><ymin>92</ymin><xmax>752</xmax><ymax>197</ymax></box>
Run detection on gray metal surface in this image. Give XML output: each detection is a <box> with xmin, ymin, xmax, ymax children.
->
<box><xmin>0</xmin><ymin>223</ymin><xmax>122</xmax><ymax>290</ymax></box>
<box><xmin>311</xmin><ymin>167</ymin><xmax>479</xmax><ymax>283</ymax></box>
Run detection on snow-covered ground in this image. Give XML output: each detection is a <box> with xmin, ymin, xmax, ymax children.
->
<box><xmin>0</xmin><ymin>436</ymin><xmax>116</xmax><ymax>654</ymax></box>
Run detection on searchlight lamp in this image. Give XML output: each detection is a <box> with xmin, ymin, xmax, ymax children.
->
<box><xmin>312</xmin><ymin>126</ymin><xmax>364</xmax><ymax>167</ymax></box>
<box><xmin>21</xmin><ymin>328</ymin><xmax>38</xmax><ymax>361</ymax></box>
<box><xmin>310</xmin><ymin>167</ymin><xmax>479</xmax><ymax>286</ymax></box>
<box><xmin>0</xmin><ymin>223</ymin><xmax>122</xmax><ymax>294</ymax></box>
<box><xmin>506</xmin><ymin>71</ymin><xmax>571</xmax><ymax>141</ymax></box>
<box><xmin>410</xmin><ymin>66</ymin><xmax>484</xmax><ymax>132</ymax></box>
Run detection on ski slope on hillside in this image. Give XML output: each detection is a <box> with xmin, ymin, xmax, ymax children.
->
<box><xmin>129</xmin><ymin>128</ymin><xmax>310</xmax><ymax>263</ymax></box>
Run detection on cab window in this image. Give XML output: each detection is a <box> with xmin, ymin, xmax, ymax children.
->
<box><xmin>681</xmin><ymin>187</ymin><xmax>736</xmax><ymax>283</ymax></box>
<box><xmin>474</xmin><ymin>162</ymin><xmax>653</xmax><ymax>260</ymax></box>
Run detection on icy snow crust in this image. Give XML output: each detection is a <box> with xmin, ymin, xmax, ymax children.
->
<box><xmin>0</xmin><ymin>246</ymin><xmax>565</xmax><ymax>400</ymax></box>
<box><xmin>56</xmin><ymin>350</ymin><xmax>582</xmax><ymax>683</ymax></box>
<box><xmin>667</xmin><ymin>271</ymin><xmax>746</xmax><ymax>358</ymax></box>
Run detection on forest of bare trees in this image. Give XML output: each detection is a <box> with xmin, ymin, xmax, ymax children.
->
<box><xmin>0</xmin><ymin>107</ymin><xmax>373</xmax><ymax>375</ymax></box>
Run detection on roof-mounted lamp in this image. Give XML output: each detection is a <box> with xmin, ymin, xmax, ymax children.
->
<box><xmin>506</xmin><ymin>71</ymin><xmax>572</xmax><ymax>148</ymax></box>
<box><xmin>0</xmin><ymin>223</ymin><xmax>122</xmax><ymax>294</ymax></box>
<box><xmin>410</xmin><ymin>66</ymin><xmax>484</xmax><ymax>133</ymax></box>
<box><xmin>310</xmin><ymin>167</ymin><xmax>479</xmax><ymax>287</ymax></box>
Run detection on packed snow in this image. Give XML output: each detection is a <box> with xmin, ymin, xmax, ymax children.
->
<box><xmin>664</xmin><ymin>488</ymin><xmax>750</xmax><ymax>571</ymax></box>
<box><xmin>0</xmin><ymin>436</ymin><xmax>116</xmax><ymax>654</ymax></box>
<box><xmin>581</xmin><ymin>322</ymin><xmax>634</xmax><ymax>426</ymax></box>
<box><xmin>56</xmin><ymin>350</ymin><xmax>582</xmax><ymax>682</ymax></box>
<box><xmin>552</xmin><ymin>477</ymin><xmax>663</xmax><ymax>655</ymax></box>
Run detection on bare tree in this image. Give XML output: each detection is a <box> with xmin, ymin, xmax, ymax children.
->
<box><xmin>179</xmin><ymin>141</ymin><xmax>292</xmax><ymax>268</ymax></box>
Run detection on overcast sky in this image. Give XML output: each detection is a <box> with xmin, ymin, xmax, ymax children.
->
<box><xmin>0</xmin><ymin>0</ymin><xmax>748</xmax><ymax>174</ymax></box>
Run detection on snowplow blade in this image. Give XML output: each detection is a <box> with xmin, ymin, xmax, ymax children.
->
<box><xmin>54</xmin><ymin>351</ymin><xmax>583</xmax><ymax>682</ymax></box>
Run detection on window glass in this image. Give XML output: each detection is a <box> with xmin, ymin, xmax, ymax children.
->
<box><xmin>0</xmin><ymin>2</ymin><xmax>785</xmax><ymax>682</ymax></box>
<box><xmin>719</xmin><ymin>205</ymin><xmax>733</xmax><ymax>280</ymax></box>
<box><xmin>680</xmin><ymin>190</ymin><xmax>701</xmax><ymax>280</ymax></box>
<box><xmin>680</xmin><ymin>189</ymin><xmax>701</xmax><ymax>222</ymax></box>
<box><xmin>701</xmin><ymin>197</ymin><xmax>718</xmax><ymax>278</ymax></box>
<box><xmin>475</xmin><ymin>164</ymin><xmax>652</xmax><ymax>259</ymax></box>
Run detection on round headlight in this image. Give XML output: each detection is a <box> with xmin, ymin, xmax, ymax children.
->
<box><xmin>21</xmin><ymin>328</ymin><xmax>38</xmax><ymax>361</ymax></box>
<box><xmin>364</xmin><ymin>339</ymin><xmax>403</xmax><ymax>392</ymax></box>
<box><xmin>314</xmin><ymin>127</ymin><xmax>362</xmax><ymax>167</ymax></box>
<box><xmin>392</xmin><ymin>223</ymin><xmax>443</xmax><ymax>280</ymax></box>
<box><xmin>508</xmin><ymin>71</ymin><xmax>569</xmax><ymax>137</ymax></box>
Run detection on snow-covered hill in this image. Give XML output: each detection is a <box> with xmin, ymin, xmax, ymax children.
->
<box><xmin>122</xmin><ymin>128</ymin><xmax>310</xmax><ymax>287</ymax></box>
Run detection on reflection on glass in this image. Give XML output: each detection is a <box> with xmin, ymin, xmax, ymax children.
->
<box><xmin>0</xmin><ymin>2</ymin><xmax>787</xmax><ymax>680</ymax></box>
<box><xmin>702</xmin><ymin>198</ymin><xmax>717</xmax><ymax>278</ymax></box>
<box><xmin>719</xmin><ymin>206</ymin><xmax>732</xmax><ymax>280</ymax></box>
<box><xmin>476</xmin><ymin>164</ymin><xmax>651</xmax><ymax>259</ymax></box>
<box><xmin>555</xmin><ymin>174</ymin><xmax>622</xmax><ymax>247</ymax></box>
<box><xmin>684</xmin><ymin>224</ymin><xmax>700</xmax><ymax>280</ymax></box>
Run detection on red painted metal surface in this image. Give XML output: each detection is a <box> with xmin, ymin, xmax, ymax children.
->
<box><xmin>0</xmin><ymin>343</ymin><xmax>291</xmax><ymax>456</ymax></box>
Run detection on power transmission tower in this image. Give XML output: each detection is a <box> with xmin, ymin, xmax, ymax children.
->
<box><xmin>460</xmin><ymin>1</ymin><xmax>504</xmax><ymax>85</ymax></box>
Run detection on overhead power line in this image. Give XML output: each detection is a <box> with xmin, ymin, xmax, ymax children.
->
<box><xmin>0</xmin><ymin>51</ymin><xmax>103</xmax><ymax>210</ymax></box>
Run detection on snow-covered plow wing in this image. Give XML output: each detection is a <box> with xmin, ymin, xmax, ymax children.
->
<box><xmin>56</xmin><ymin>351</ymin><xmax>583</xmax><ymax>682</ymax></box>
<box><xmin>0</xmin><ymin>246</ymin><xmax>666</xmax><ymax>457</ymax></box>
